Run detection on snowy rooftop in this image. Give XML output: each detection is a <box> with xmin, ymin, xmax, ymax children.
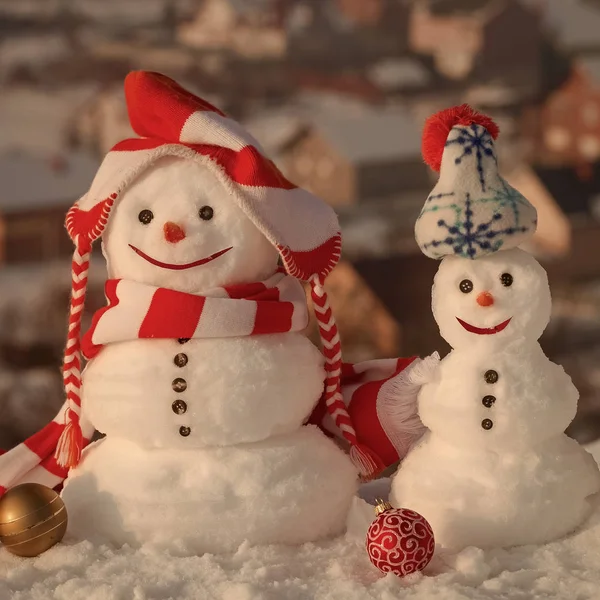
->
<box><xmin>0</xmin><ymin>34</ymin><xmax>70</xmax><ymax>75</ymax></box>
<box><xmin>367</xmin><ymin>58</ymin><xmax>431</xmax><ymax>91</ymax></box>
<box><xmin>0</xmin><ymin>0</ymin><xmax>198</xmax><ymax>23</ymax></box>
<box><xmin>311</xmin><ymin>107</ymin><xmax>422</xmax><ymax>164</ymax></box>
<box><xmin>244</xmin><ymin>95</ymin><xmax>422</xmax><ymax>164</ymax></box>
<box><xmin>0</xmin><ymin>152</ymin><xmax>99</xmax><ymax>212</ymax></box>
<box><xmin>540</xmin><ymin>0</ymin><xmax>600</xmax><ymax>52</ymax></box>
<box><xmin>243</xmin><ymin>110</ymin><xmax>305</xmax><ymax>156</ymax></box>
<box><xmin>0</xmin><ymin>0</ymin><xmax>63</xmax><ymax>19</ymax></box>
<box><xmin>227</xmin><ymin>0</ymin><xmax>276</xmax><ymax>15</ymax></box>
<box><xmin>427</xmin><ymin>0</ymin><xmax>499</xmax><ymax>16</ymax></box>
<box><xmin>286</xmin><ymin>0</ymin><xmax>354</xmax><ymax>34</ymax></box>
<box><xmin>0</xmin><ymin>85</ymin><xmax>99</xmax><ymax>157</ymax></box>
<box><xmin>339</xmin><ymin>193</ymin><xmax>425</xmax><ymax>258</ymax></box>
<box><xmin>70</xmin><ymin>0</ymin><xmax>170</xmax><ymax>27</ymax></box>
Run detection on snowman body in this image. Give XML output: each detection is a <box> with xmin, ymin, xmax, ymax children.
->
<box><xmin>60</xmin><ymin>157</ymin><xmax>358</xmax><ymax>549</ymax></box>
<box><xmin>391</xmin><ymin>249</ymin><xmax>600</xmax><ymax>549</ymax></box>
<box><xmin>80</xmin><ymin>335</ymin><xmax>327</xmax><ymax>449</ymax></box>
<box><xmin>391</xmin><ymin>428</ymin><xmax>599</xmax><ymax>550</ymax></box>
<box><xmin>417</xmin><ymin>343</ymin><xmax>577</xmax><ymax>451</ymax></box>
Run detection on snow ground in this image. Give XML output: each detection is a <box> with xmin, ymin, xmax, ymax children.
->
<box><xmin>2</xmin><ymin>444</ymin><xmax>600</xmax><ymax>599</ymax></box>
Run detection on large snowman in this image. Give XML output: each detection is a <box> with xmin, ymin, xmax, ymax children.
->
<box><xmin>0</xmin><ymin>72</ymin><xmax>425</xmax><ymax>553</ymax></box>
<box><xmin>390</xmin><ymin>105</ymin><xmax>600</xmax><ymax>549</ymax></box>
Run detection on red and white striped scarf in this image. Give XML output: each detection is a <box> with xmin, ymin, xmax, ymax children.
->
<box><xmin>81</xmin><ymin>270</ymin><xmax>308</xmax><ymax>359</ymax></box>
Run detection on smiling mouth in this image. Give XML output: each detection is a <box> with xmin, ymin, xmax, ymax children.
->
<box><xmin>129</xmin><ymin>245</ymin><xmax>233</xmax><ymax>270</ymax></box>
<box><xmin>456</xmin><ymin>317</ymin><xmax>512</xmax><ymax>335</ymax></box>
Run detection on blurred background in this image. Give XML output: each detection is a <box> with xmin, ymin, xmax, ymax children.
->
<box><xmin>1</xmin><ymin>0</ymin><xmax>600</xmax><ymax>449</ymax></box>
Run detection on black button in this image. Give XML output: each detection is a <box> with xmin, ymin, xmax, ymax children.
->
<box><xmin>178</xmin><ymin>338</ymin><xmax>190</xmax><ymax>344</ymax></box>
<box><xmin>172</xmin><ymin>378</ymin><xmax>187</xmax><ymax>392</ymax></box>
<box><xmin>484</xmin><ymin>370</ymin><xmax>499</xmax><ymax>384</ymax></box>
<box><xmin>172</xmin><ymin>400</ymin><xmax>187</xmax><ymax>415</ymax></box>
<box><xmin>179</xmin><ymin>426</ymin><xmax>191</xmax><ymax>437</ymax></box>
<box><xmin>482</xmin><ymin>395</ymin><xmax>496</xmax><ymax>408</ymax></box>
<box><xmin>174</xmin><ymin>353</ymin><xmax>188</xmax><ymax>368</ymax></box>
<box><xmin>481</xmin><ymin>419</ymin><xmax>493</xmax><ymax>430</ymax></box>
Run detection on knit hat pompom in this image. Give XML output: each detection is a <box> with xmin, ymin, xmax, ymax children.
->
<box><xmin>422</xmin><ymin>104</ymin><xmax>500</xmax><ymax>172</ymax></box>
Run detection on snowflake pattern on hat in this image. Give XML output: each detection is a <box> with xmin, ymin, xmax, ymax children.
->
<box><xmin>415</xmin><ymin>110</ymin><xmax>538</xmax><ymax>260</ymax></box>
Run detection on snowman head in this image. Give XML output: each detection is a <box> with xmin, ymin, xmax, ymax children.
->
<box><xmin>103</xmin><ymin>156</ymin><xmax>279</xmax><ymax>292</ymax></box>
<box><xmin>432</xmin><ymin>248</ymin><xmax>551</xmax><ymax>350</ymax></box>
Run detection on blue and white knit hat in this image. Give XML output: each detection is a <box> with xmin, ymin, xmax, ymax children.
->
<box><xmin>415</xmin><ymin>104</ymin><xmax>537</xmax><ymax>260</ymax></box>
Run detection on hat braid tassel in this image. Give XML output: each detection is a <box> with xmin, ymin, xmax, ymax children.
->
<box><xmin>56</xmin><ymin>237</ymin><xmax>91</xmax><ymax>469</ymax></box>
<box><xmin>310</xmin><ymin>275</ymin><xmax>383</xmax><ymax>480</ymax></box>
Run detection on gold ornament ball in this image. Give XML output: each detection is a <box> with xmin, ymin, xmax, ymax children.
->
<box><xmin>0</xmin><ymin>483</ymin><xmax>67</xmax><ymax>557</ymax></box>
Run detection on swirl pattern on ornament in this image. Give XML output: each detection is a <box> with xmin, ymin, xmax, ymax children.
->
<box><xmin>366</xmin><ymin>508</ymin><xmax>435</xmax><ymax>577</ymax></box>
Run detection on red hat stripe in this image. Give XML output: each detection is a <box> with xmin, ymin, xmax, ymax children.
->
<box><xmin>125</xmin><ymin>71</ymin><xmax>226</xmax><ymax>141</ymax></box>
<box><xmin>210</xmin><ymin>145</ymin><xmax>296</xmax><ymax>190</ymax></box>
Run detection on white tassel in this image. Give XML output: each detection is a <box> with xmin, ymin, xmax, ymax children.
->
<box><xmin>376</xmin><ymin>356</ymin><xmax>440</xmax><ymax>461</ymax></box>
<box><xmin>407</xmin><ymin>352</ymin><xmax>441</xmax><ymax>386</ymax></box>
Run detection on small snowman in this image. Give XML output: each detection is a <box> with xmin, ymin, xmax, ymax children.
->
<box><xmin>0</xmin><ymin>72</ymin><xmax>426</xmax><ymax>552</ymax></box>
<box><xmin>390</xmin><ymin>105</ymin><xmax>600</xmax><ymax>550</ymax></box>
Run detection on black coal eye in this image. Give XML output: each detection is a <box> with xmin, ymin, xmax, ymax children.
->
<box><xmin>199</xmin><ymin>205</ymin><xmax>214</xmax><ymax>221</ymax></box>
<box><xmin>138</xmin><ymin>209</ymin><xmax>153</xmax><ymax>225</ymax></box>
<box><xmin>459</xmin><ymin>279</ymin><xmax>474</xmax><ymax>294</ymax></box>
<box><xmin>501</xmin><ymin>273</ymin><xmax>513</xmax><ymax>287</ymax></box>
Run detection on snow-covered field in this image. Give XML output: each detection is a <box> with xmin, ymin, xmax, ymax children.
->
<box><xmin>2</xmin><ymin>442</ymin><xmax>600</xmax><ymax>600</ymax></box>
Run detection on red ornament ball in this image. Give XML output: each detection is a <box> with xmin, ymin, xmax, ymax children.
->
<box><xmin>366</xmin><ymin>501</ymin><xmax>435</xmax><ymax>577</ymax></box>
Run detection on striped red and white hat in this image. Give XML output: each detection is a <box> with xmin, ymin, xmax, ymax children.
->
<box><xmin>58</xmin><ymin>71</ymin><xmax>381</xmax><ymax>478</ymax></box>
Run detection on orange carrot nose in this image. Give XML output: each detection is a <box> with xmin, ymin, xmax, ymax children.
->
<box><xmin>477</xmin><ymin>291</ymin><xmax>494</xmax><ymax>307</ymax></box>
<box><xmin>164</xmin><ymin>222</ymin><xmax>186</xmax><ymax>243</ymax></box>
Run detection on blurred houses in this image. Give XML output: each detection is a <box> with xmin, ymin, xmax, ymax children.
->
<box><xmin>0</xmin><ymin>153</ymin><xmax>98</xmax><ymax>263</ymax></box>
<box><xmin>270</xmin><ymin>103</ymin><xmax>429</xmax><ymax>206</ymax></box>
<box><xmin>1</xmin><ymin>0</ymin><xmax>600</xmax><ymax>446</ymax></box>
<box><xmin>178</xmin><ymin>0</ymin><xmax>288</xmax><ymax>59</ymax></box>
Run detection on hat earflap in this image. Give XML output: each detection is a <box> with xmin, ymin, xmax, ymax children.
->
<box><xmin>310</xmin><ymin>274</ymin><xmax>384</xmax><ymax>479</ymax></box>
<box><xmin>56</xmin><ymin>194</ymin><xmax>117</xmax><ymax>468</ymax></box>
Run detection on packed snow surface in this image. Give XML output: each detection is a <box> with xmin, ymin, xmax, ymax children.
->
<box><xmin>3</xmin><ymin>445</ymin><xmax>600</xmax><ymax>599</ymax></box>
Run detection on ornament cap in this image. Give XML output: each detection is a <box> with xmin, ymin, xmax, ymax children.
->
<box><xmin>374</xmin><ymin>498</ymin><xmax>393</xmax><ymax>516</ymax></box>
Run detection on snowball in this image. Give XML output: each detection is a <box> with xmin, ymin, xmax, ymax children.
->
<box><xmin>83</xmin><ymin>334</ymin><xmax>325</xmax><ymax>447</ymax></box>
<box><xmin>61</xmin><ymin>427</ymin><xmax>358</xmax><ymax>553</ymax></box>
<box><xmin>103</xmin><ymin>156</ymin><xmax>279</xmax><ymax>294</ymax></box>
<box><xmin>391</xmin><ymin>432</ymin><xmax>600</xmax><ymax>550</ymax></box>
<box><xmin>432</xmin><ymin>248</ymin><xmax>551</xmax><ymax>351</ymax></box>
